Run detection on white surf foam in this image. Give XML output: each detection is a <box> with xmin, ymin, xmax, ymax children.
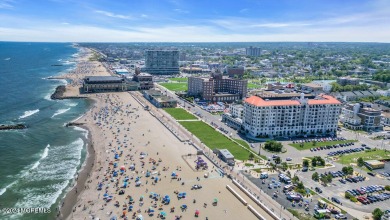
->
<box><xmin>4</xmin><ymin>58</ymin><xmax>11</xmax><ymax>61</ymax></box>
<box><xmin>12</xmin><ymin>138</ymin><xmax>85</xmax><ymax>209</ymax></box>
<box><xmin>30</xmin><ymin>145</ymin><xmax>50</xmax><ymax>170</ymax></box>
<box><xmin>73</xmin><ymin>126</ymin><xmax>89</xmax><ymax>139</ymax></box>
<box><xmin>19</xmin><ymin>109</ymin><xmax>39</xmax><ymax>119</ymax></box>
<box><xmin>0</xmin><ymin>182</ymin><xmax>16</xmax><ymax>196</ymax></box>
<box><xmin>65</xmin><ymin>102</ymin><xmax>78</xmax><ymax>107</ymax></box>
<box><xmin>51</xmin><ymin>108</ymin><xmax>70</xmax><ymax>118</ymax></box>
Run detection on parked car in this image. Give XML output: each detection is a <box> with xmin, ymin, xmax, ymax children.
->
<box><xmin>332</xmin><ymin>197</ymin><xmax>341</xmax><ymax>204</ymax></box>
<box><xmin>315</xmin><ymin>187</ymin><xmax>323</xmax><ymax>193</ymax></box>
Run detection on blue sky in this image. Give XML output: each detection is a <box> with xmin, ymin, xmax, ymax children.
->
<box><xmin>0</xmin><ymin>0</ymin><xmax>389</xmax><ymax>42</ymax></box>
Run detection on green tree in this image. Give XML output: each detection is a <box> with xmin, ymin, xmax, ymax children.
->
<box><xmin>264</xmin><ymin>141</ymin><xmax>283</xmax><ymax>152</ymax></box>
<box><xmin>281</xmin><ymin>162</ymin><xmax>288</xmax><ymax>171</ymax></box>
<box><xmin>372</xmin><ymin>208</ymin><xmax>384</xmax><ymax>220</ymax></box>
<box><xmin>274</xmin><ymin>157</ymin><xmax>281</xmax><ymax>164</ymax></box>
<box><xmin>303</xmin><ymin>160</ymin><xmax>309</xmax><ymax>167</ymax></box>
<box><xmin>312</xmin><ymin>140</ymin><xmax>317</xmax><ymax>146</ymax></box>
<box><xmin>312</xmin><ymin>172</ymin><xmax>319</xmax><ymax>181</ymax></box>
<box><xmin>292</xmin><ymin>176</ymin><xmax>300</xmax><ymax>184</ymax></box>
<box><xmin>342</xmin><ymin>166</ymin><xmax>354</xmax><ymax>175</ymax></box>
<box><xmin>249</xmin><ymin>153</ymin><xmax>254</xmax><ymax>160</ymax></box>
<box><xmin>311</xmin><ymin>157</ymin><xmax>318</xmax><ymax>167</ymax></box>
<box><xmin>357</xmin><ymin>157</ymin><xmax>364</xmax><ymax>167</ymax></box>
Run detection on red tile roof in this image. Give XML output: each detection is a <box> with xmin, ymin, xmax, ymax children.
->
<box><xmin>307</xmin><ymin>95</ymin><xmax>341</xmax><ymax>105</ymax></box>
<box><xmin>245</xmin><ymin>96</ymin><xmax>300</xmax><ymax>107</ymax></box>
<box><xmin>245</xmin><ymin>94</ymin><xmax>341</xmax><ymax>107</ymax></box>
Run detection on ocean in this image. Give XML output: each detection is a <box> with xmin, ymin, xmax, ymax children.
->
<box><xmin>0</xmin><ymin>42</ymin><xmax>91</xmax><ymax>220</ymax></box>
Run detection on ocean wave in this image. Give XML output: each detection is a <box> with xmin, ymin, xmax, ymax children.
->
<box><xmin>30</xmin><ymin>145</ymin><xmax>50</xmax><ymax>170</ymax></box>
<box><xmin>51</xmin><ymin>108</ymin><xmax>70</xmax><ymax>118</ymax></box>
<box><xmin>0</xmin><ymin>182</ymin><xmax>16</xmax><ymax>196</ymax></box>
<box><xmin>19</xmin><ymin>109</ymin><xmax>39</xmax><ymax>119</ymax></box>
<box><xmin>65</xmin><ymin>102</ymin><xmax>78</xmax><ymax>107</ymax></box>
<box><xmin>63</xmin><ymin>60</ymin><xmax>76</xmax><ymax>65</ymax></box>
<box><xmin>73</xmin><ymin>126</ymin><xmax>89</xmax><ymax>139</ymax></box>
<box><xmin>11</xmin><ymin>138</ymin><xmax>84</xmax><ymax>210</ymax></box>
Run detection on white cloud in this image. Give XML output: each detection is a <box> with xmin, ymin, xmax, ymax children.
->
<box><xmin>0</xmin><ymin>23</ymin><xmax>389</xmax><ymax>42</ymax></box>
<box><xmin>0</xmin><ymin>0</ymin><xmax>14</xmax><ymax>9</ymax></box>
<box><xmin>239</xmin><ymin>8</ymin><xmax>248</xmax><ymax>13</ymax></box>
<box><xmin>174</xmin><ymin>8</ymin><xmax>189</xmax><ymax>14</ymax></box>
<box><xmin>61</xmin><ymin>22</ymin><xmax>70</xmax><ymax>25</ymax></box>
<box><xmin>94</xmin><ymin>10</ymin><xmax>133</xmax><ymax>20</ymax></box>
<box><xmin>141</xmin><ymin>14</ymin><xmax>148</xmax><ymax>18</ymax></box>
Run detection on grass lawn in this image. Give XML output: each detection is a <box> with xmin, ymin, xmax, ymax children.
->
<box><xmin>233</xmin><ymin>139</ymin><xmax>251</xmax><ymax>149</ymax></box>
<box><xmin>159</xmin><ymin>83</ymin><xmax>188</xmax><ymax>91</ymax></box>
<box><xmin>248</xmin><ymin>83</ymin><xmax>261</xmax><ymax>89</ymax></box>
<box><xmin>289</xmin><ymin>140</ymin><xmax>357</xmax><ymax>151</ymax></box>
<box><xmin>168</xmin><ymin>77</ymin><xmax>188</xmax><ymax>82</ymax></box>
<box><xmin>164</xmin><ymin>108</ymin><xmax>197</xmax><ymax>120</ymax></box>
<box><xmin>179</xmin><ymin>121</ymin><xmax>250</xmax><ymax>160</ymax></box>
<box><xmin>245</xmin><ymin>163</ymin><xmax>254</xmax><ymax>167</ymax></box>
<box><xmin>338</xmin><ymin>149</ymin><xmax>390</xmax><ymax>165</ymax></box>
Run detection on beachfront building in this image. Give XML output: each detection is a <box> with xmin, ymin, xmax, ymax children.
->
<box><xmin>142</xmin><ymin>89</ymin><xmax>177</xmax><ymax>108</ymax></box>
<box><xmin>222</xmin><ymin>104</ymin><xmax>244</xmax><ymax>130</ymax></box>
<box><xmin>133</xmin><ymin>68</ymin><xmax>153</xmax><ymax>90</ymax></box>
<box><xmin>242</xmin><ymin>94</ymin><xmax>341</xmax><ymax>138</ymax></box>
<box><xmin>340</xmin><ymin>103</ymin><xmax>383</xmax><ymax>131</ymax></box>
<box><xmin>187</xmin><ymin>71</ymin><xmax>247</xmax><ymax>103</ymax></box>
<box><xmin>142</xmin><ymin>50</ymin><xmax>180</xmax><ymax>75</ymax></box>
<box><xmin>83</xmin><ymin>76</ymin><xmax>138</xmax><ymax>93</ymax></box>
<box><xmin>245</xmin><ymin>46</ymin><xmax>261</xmax><ymax>57</ymax></box>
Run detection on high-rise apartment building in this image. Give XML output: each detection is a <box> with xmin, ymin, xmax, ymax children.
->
<box><xmin>243</xmin><ymin>94</ymin><xmax>341</xmax><ymax>137</ymax></box>
<box><xmin>245</xmin><ymin>46</ymin><xmax>261</xmax><ymax>57</ymax></box>
<box><xmin>142</xmin><ymin>50</ymin><xmax>180</xmax><ymax>75</ymax></box>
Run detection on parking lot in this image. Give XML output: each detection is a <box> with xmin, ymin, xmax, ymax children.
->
<box><xmin>242</xmin><ymin>172</ymin><xmax>354</xmax><ymax>219</ymax></box>
<box><xmin>298</xmin><ymin>166</ymin><xmax>390</xmax><ymax>213</ymax></box>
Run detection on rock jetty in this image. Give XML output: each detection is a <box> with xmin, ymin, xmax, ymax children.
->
<box><xmin>51</xmin><ymin>85</ymin><xmax>66</xmax><ymax>100</ymax></box>
<box><xmin>65</xmin><ymin>122</ymin><xmax>85</xmax><ymax>127</ymax></box>
<box><xmin>0</xmin><ymin>124</ymin><xmax>27</xmax><ymax>130</ymax></box>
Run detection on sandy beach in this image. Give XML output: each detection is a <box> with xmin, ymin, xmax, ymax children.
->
<box><xmin>56</xmin><ymin>48</ymin><xmax>274</xmax><ymax>220</ymax></box>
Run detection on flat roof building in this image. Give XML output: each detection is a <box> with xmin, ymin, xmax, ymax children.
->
<box><xmin>340</xmin><ymin>103</ymin><xmax>383</xmax><ymax>131</ymax></box>
<box><xmin>83</xmin><ymin>76</ymin><xmax>138</xmax><ymax>93</ymax></box>
<box><xmin>364</xmin><ymin>160</ymin><xmax>385</xmax><ymax>170</ymax></box>
<box><xmin>142</xmin><ymin>89</ymin><xmax>177</xmax><ymax>108</ymax></box>
<box><xmin>142</xmin><ymin>50</ymin><xmax>180</xmax><ymax>75</ymax></box>
<box><xmin>188</xmin><ymin>71</ymin><xmax>247</xmax><ymax>103</ymax></box>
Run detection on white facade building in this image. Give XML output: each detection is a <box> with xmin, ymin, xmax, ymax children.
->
<box><xmin>243</xmin><ymin>94</ymin><xmax>342</xmax><ymax>138</ymax></box>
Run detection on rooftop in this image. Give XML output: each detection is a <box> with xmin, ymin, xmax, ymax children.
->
<box><xmin>84</xmin><ymin>76</ymin><xmax>124</xmax><ymax>83</ymax></box>
<box><xmin>245</xmin><ymin>94</ymin><xmax>341</xmax><ymax>107</ymax></box>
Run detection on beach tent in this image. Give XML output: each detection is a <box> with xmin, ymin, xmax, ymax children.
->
<box><xmin>114</xmin><ymin>154</ymin><xmax>119</xmax><ymax>159</ymax></box>
<box><xmin>110</xmin><ymin>216</ymin><xmax>117</xmax><ymax>220</ymax></box>
<box><xmin>146</xmin><ymin>171</ymin><xmax>151</xmax><ymax>177</ymax></box>
<box><xmin>136</xmin><ymin>214</ymin><xmax>143</xmax><ymax>220</ymax></box>
<box><xmin>162</xmin><ymin>195</ymin><xmax>170</xmax><ymax>204</ymax></box>
<box><xmin>154</xmin><ymin>177</ymin><xmax>159</xmax><ymax>183</ymax></box>
<box><xmin>114</xmin><ymin>163</ymin><xmax>118</xmax><ymax>168</ymax></box>
<box><xmin>177</xmin><ymin>192</ymin><xmax>186</xmax><ymax>199</ymax></box>
<box><xmin>180</xmin><ymin>205</ymin><xmax>187</xmax><ymax>210</ymax></box>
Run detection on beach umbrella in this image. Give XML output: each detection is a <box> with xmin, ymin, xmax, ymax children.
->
<box><xmin>213</xmin><ymin>198</ymin><xmax>218</xmax><ymax>203</ymax></box>
<box><xmin>195</xmin><ymin>210</ymin><xmax>200</xmax><ymax>215</ymax></box>
<box><xmin>160</xmin><ymin>211</ymin><xmax>167</xmax><ymax>217</ymax></box>
<box><xmin>110</xmin><ymin>217</ymin><xmax>117</xmax><ymax>220</ymax></box>
<box><xmin>120</xmin><ymin>166</ymin><xmax>126</xmax><ymax>170</ymax></box>
<box><xmin>171</xmin><ymin>172</ymin><xmax>176</xmax><ymax>177</ymax></box>
<box><xmin>136</xmin><ymin>214</ymin><xmax>143</xmax><ymax>220</ymax></box>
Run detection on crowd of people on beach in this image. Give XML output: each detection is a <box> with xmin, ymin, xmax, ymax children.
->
<box><xmin>74</xmin><ymin>93</ymin><xmax>219</xmax><ymax>220</ymax></box>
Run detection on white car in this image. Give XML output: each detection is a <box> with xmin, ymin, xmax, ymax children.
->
<box><xmin>335</xmin><ymin>214</ymin><xmax>347</xmax><ymax>219</ymax></box>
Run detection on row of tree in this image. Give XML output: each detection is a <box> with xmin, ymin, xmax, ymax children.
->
<box><xmin>330</xmin><ymin>82</ymin><xmax>370</xmax><ymax>92</ymax></box>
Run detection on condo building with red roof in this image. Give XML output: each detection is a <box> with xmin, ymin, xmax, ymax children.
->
<box><xmin>243</xmin><ymin>93</ymin><xmax>342</xmax><ymax>138</ymax></box>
